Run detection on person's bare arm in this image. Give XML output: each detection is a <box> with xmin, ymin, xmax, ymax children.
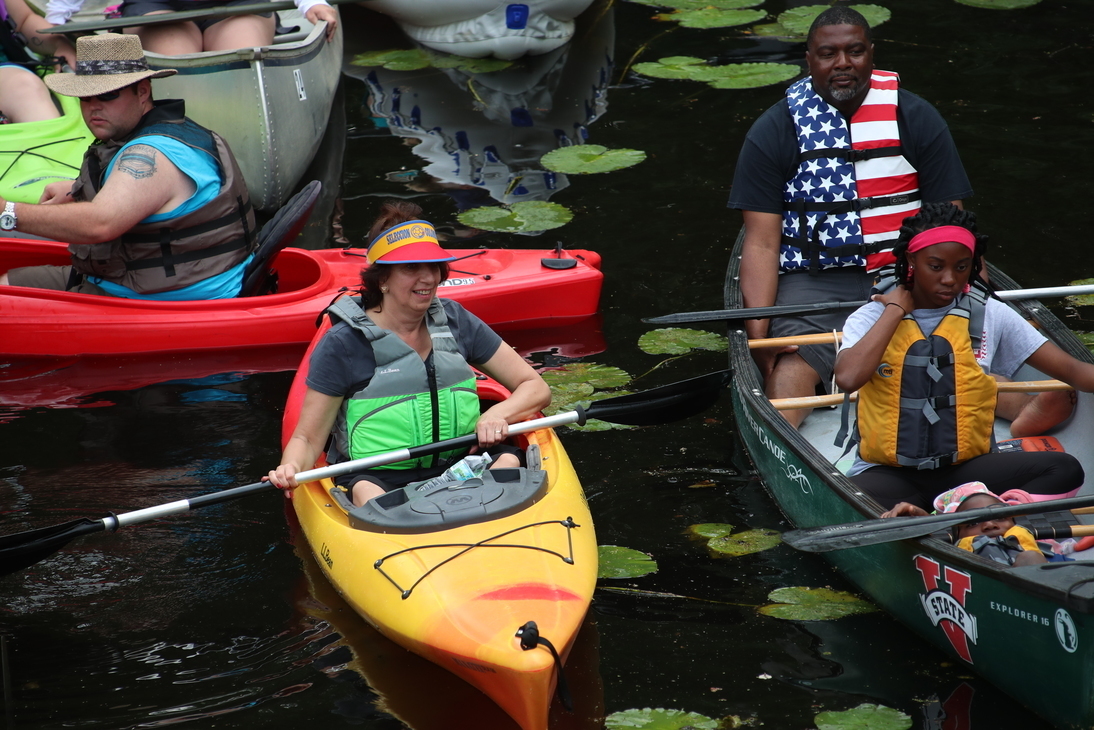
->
<box><xmin>268</xmin><ymin>388</ymin><xmax>342</xmax><ymax>490</ymax></box>
<box><xmin>740</xmin><ymin>210</ymin><xmax>797</xmax><ymax>380</ymax></box>
<box><xmin>10</xmin><ymin>143</ymin><xmax>194</xmax><ymax>243</ymax></box>
<box><xmin>1025</xmin><ymin>341</ymin><xmax>1094</xmax><ymax>393</ymax></box>
<box><xmin>833</xmin><ymin>288</ymin><xmax>914</xmax><ymax>392</ymax></box>
<box><xmin>475</xmin><ymin>343</ymin><xmax>552</xmax><ymax>448</ymax></box>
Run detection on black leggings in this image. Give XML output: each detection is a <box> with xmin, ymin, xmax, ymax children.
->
<box><xmin>852</xmin><ymin>452</ymin><xmax>1085</xmax><ymax>511</ymax></box>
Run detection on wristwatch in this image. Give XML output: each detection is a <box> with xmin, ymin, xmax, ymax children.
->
<box><xmin>0</xmin><ymin>201</ymin><xmax>16</xmax><ymax>231</ymax></box>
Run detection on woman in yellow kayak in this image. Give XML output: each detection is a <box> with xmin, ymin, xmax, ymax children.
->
<box><xmin>267</xmin><ymin>201</ymin><xmax>550</xmax><ymax>507</ymax></box>
<box><xmin>835</xmin><ymin>202</ymin><xmax>1094</xmax><ymax>512</ymax></box>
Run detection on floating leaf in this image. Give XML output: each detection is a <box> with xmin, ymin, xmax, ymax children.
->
<box><xmin>350</xmin><ymin>48</ymin><xmax>512</xmax><ymax>72</ymax></box>
<box><xmin>815</xmin><ymin>703</ymin><xmax>912</xmax><ymax>730</ymax></box>
<box><xmin>655</xmin><ymin>7</ymin><xmax>767</xmax><ymax>28</ymax></box>
<box><xmin>687</xmin><ymin>523</ymin><xmax>734</xmax><ymax>540</ymax></box>
<box><xmin>759</xmin><ymin>586</ymin><xmax>878</xmax><ymax>621</ymax></box>
<box><xmin>639</xmin><ymin>328</ymin><xmax>728</xmax><ymax>355</ymax></box>
<box><xmin>954</xmin><ymin>0</ymin><xmax>1041</xmax><ymax>7</ymax></box>
<box><xmin>540</xmin><ymin>145</ymin><xmax>647</xmax><ymax>175</ymax></box>
<box><xmin>1066</xmin><ymin>278</ymin><xmax>1094</xmax><ymax>307</ymax></box>
<box><xmin>545</xmin><ymin>381</ymin><xmax>596</xmax><ymax>410</ymax></box>
<box><xmin>777</xmin><ymin>5</ymin><xmax>892</xmax><ymax>36</ymax></box>
<box><xmin>751</xmin><ymin>21</ymin><xmax>795</xmax><ymax>36</ymax></box>
<box><xmin>605</xmin><ymin>707</ymin><xmax>719</xmax><ymax>729</ymax></box>
<box><xmin>350</xmin><ymin>49</ymin><xmax>432</xmax><ymax>71</ymax></box>
<box><xmin>1077</xmin><ymin>332</ymin><xmax>1094</xmax><ymax>352</ymax></box>
<box><xmin>634</xmin><ymin>57</ymin><xmax>798</xmax><ymax>89</ymax></box>
<box><xmin>707</xmin><ymin>528</ymin><xmax>781</xmax><ymax>556</ymax></box>
<box><xmin>542</xmin><ymin>363</ymin><xmax>632</xmax><ymax>389</ymax></box>
<box><xmin>598</xmin><ymin>545</ymin><xmax>658</xmax><ymax>579</ymax></box>
<box><xmin>457</xmin><ymin>201</ymin><xmax>572</xmax><ymax>233</ymax></box>
<box><xmin>628</xmin><ymin>0</ymin><xmax>762</xmax><ymax>8</ymax></box>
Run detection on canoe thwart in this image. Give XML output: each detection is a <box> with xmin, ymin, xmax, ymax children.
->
<box><xmin>771</xmin><ymin>379</ymin><xmax>1073</xmax><ymax>411</ymax></box>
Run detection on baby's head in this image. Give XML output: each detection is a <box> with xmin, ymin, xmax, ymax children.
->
<box><xmin>934</xmin><ymin>482</ymin><xmax>1015</xmax><ymax>539</ymax></box>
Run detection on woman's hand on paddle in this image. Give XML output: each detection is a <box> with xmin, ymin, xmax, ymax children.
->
<box><xmin>880</xmin><ymin>502</ymin><xmax>930</xmax><ymax>519</ymax></box>
<box><xmin>871</xmin><ymin>284</ymin><xmax>914</xmax><ymax>316</ymax></box>
<box><xmin>265</xmin><ymin>464</ymin><xmax>300</xmax><ymax>492</ymax></box>
<box><xmin>475</xmin><ymin>413</ymin><xmax>509</xmax><ymax>448</ymax></box>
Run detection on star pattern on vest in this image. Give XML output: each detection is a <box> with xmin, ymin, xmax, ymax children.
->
<box><xmin>780</xmin><ymin>78</ymin><xmax>864</xmax><ymax>271</ymax></box>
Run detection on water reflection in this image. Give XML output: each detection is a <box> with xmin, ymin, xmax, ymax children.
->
<box><xmin>341</xmin><ymin>3</ymin><xmax>613</xmax><ymax>234</ymax></box>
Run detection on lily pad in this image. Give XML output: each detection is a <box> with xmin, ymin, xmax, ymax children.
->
<box><xmin>639</xmin><ymin>328</ymin><xmax>728</xmax><ymax>355</ymax></box>
<box><xmin>541</xmin><ymin>363</ymin><xmax>632</xmax><ymax>389</ymax></box>
<box><xmin>633</xmin><ymin>57</ymin><xmax>798</xmax><ymax>89</ymax></box>
<box><xmin>350</xmin><ymin>49</ymin><xmax>512</xmax><ymax>73</ymax></box>
<box><xmin>687</xmin><ymin>522</ymin><xmax>734</xmax><ymax>539</ymax></box>
<box><xmin>776</xmin><ymin>5</ymin><xmax>892</xmax><ymax>36</ymax></box>
<box><xmin>540</xmin><ymin>145</ymin><xmax>647</xmax><ymax>175</ymax></box>
<box><xmin>707</xmin><ymin>528</ymin><xmax>781</xmax><ymax>556</ymax></box>
<box><xmin>1077</xmin><ymin>332</ymin><xmax>1094</xmax><ymax>352</ymax></box>
<box><xmin>605</xmin><ymin>707</ymin><xmax>719</xmax><ymax>729</ymax></box>
<box><xmin>457</xmin><ymin>201</ymin><xmax>572</xmax><ymax>233</ymax></box>
<box><xmin>655</xmin><ymin>7</ymin><xmax>767</xmax><ymax>29</ymax></box>
<box><xmin>545</xmin><ymin>381</ymin><xmax>596</xmax><ymax>408</ymax></box>
<box><xmin>815</xmin><ymin>703</ymin><xmax>912</xmax><ymax>730</ymax></box>
<box><xmin>759</xmin><ymin>586</ymin><xmax>878</xmax><ymax>621</ymax></box>
<box><xmin>598</xmin><ymin>545</ymin><xmax>658</xmax><ymax>579</ymax></box>
<box><xmin>751</xmin><ymin>21</ymin><xmax>795</xmax><ymax>36</ymax></box>
<box><xmin>628</xmin><ymin>0</ymin><xmax>762</xmax><ymax>7</ymax></box>
<box><xmin>1065</xmin><ymin>278</ymin><xmax>1094</xmax><ymax>307</ymax></box>
<box><xmin>544</xmin><ymin>387</ymin><xmax>637</xmax><ymax>432</ymax></box>
<box><xmin>954</xmin><ymin>0</ymin><xmax>1041</xmax><ymax>7</ymax></box>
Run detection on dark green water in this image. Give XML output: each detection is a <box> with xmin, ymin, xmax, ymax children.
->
<box><xmin>3</xmin><ymin>0</ymin><xmax>1092</xmax><ymax>727</ymax></box>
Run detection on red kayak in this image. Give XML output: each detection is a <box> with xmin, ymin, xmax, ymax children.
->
<box><xmin>0</xmin><ymin>238</ymin><xmax>602</xmax><ymax>358</ymax></box>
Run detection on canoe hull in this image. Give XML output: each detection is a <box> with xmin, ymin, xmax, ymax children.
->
<box><xmin>726</xmin><ymin>239</ymin><xmax>1094</xmax><ymax>728</ymax></box>
<box><xmin>148</xmin><ymin>14</ymin><xmax>342</xmax><ymax>211</ymax></box>
<box><xmin>0</xmin><ymin>239</ymin><xmax>603</xmax><ymax>358</ymax></box>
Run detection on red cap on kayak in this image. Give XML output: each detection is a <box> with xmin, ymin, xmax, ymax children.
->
<box><xmin>367</xmin><ymin>220</ymin><xmax>455</xmax><ymax>264</ymax></box>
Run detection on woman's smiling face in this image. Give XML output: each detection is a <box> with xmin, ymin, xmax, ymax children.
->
<box><xmin>380</xmin><ymin>262</ymin><xmax>445</xmax><ymax>313</ymax></box>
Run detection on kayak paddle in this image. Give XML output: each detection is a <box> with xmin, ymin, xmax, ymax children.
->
<box><xmin>781</xmin><ymin>493</ymin><xmax>1094</xmax><ymax>553</ymax></box>
<box><xmin>644</xmin><ymin>283</ymin><xmax>1094</xmax><ymax>326</ymax></box>
<box><xmin>0</xmin><ymin>369</ymin><xmax>730</xmax><ymax>576</ymax></box>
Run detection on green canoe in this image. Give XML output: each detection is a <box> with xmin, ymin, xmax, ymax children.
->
<box><xmin>726</xmin><ymin>231</ymin><xmax>1094</xmax><ymax>729</ymax></box>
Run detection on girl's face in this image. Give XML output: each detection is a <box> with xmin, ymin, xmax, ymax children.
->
<box><xmin>955</xmin><ymin>494</ymin><xmax>1014</xmax><ymax>538</ymax></box>
<box><xmin>905</xmin><ymin>240</ymin><xmax>973</xmax><ymax>309</ymax></box>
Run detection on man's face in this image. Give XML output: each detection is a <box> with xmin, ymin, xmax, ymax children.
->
<box><xmin>79</xmin><ymin>83</ymin><xmax>146</xmax><ymax>141</ymax></box>
<box><xmin>806</xmin><ymin>23</ymin><xmax>874</xmax><ymax>112</ymax></box>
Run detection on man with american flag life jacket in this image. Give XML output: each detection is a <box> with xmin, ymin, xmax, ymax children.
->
<box><xmin>727</xmin><ymin>6</ymin><xmax>973</xmax><ymax>428</ymax></box>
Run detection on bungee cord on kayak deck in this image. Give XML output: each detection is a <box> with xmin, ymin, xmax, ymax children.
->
<box><xmin>374</xmin><ymin>517</ymin><xmax>580</xmax><ymax>600</ymax></box>
<box><xmin>0</xmin><ymin>138</ymin><xmax>85</xmax><ymax>180</ymax></box>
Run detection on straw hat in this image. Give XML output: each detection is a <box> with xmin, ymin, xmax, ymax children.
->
<box><xmin>45</xmin><ymin>33</ymin><xmax>177</xmax><ymax>98</ymax></box>
<box><xmin>367</xmin><ymin>220</ymin><xmax>455</xmax><ymax>265</ymax></box>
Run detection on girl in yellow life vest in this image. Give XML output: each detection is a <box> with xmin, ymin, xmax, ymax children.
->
<box><xmin>834</xmin><ymin>202</ymin><xmax>1094</xmax><ymax>512</ymax></box>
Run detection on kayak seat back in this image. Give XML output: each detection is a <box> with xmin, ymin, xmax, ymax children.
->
<box><xmin>335</xmin><ymin>466</ymin><xmax>549</xmax><ymax>534</ymax></box>
<box><xmin>239</xmin><ymin>180</ymin><xmax>322</xmax><ymax>297</ymax></box>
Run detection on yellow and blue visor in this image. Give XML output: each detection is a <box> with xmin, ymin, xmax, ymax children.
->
<box><xmin>367</xmin><ymin>220</ymin><xmax>455</xmax><ymax>264</ymax></box>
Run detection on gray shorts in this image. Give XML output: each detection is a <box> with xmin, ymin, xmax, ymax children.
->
<box><xmin>6</xmin><ymin>265</ymin><xmax>111</xmax><ymax>296</ymax></box>
<box><xmin>769</xmin><ymin>266</ymin><xmax>876</xmax><ymax>394</ymax></box>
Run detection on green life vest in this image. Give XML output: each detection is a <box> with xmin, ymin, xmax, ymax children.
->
<box><xmin>327</xmin><ymin>296</ymin><xmax>480</xmax><ymax>471</ymax></box>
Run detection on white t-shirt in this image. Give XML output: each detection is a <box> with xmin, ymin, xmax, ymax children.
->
<box><xmin>839</xmin><ymin>297</ymin><xmax>1047</xmax><ymax>474</ymax></box>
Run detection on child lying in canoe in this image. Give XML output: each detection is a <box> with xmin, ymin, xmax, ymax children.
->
<box><xmin>834</xmin><ymin>202</ymin><xmax>1094</xmax><ymax>512</ymax></box>
<box><xmin>883</xmin><ymin>482</ymin><xmax>1064</xmax><ymax>566</ymax></box>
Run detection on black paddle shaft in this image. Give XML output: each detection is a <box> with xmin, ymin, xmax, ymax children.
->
<box><xmin>782</xmin><ymin>494</ymin><xmax>1094</xmax><ymax>553</ymax></box>
<box><xmin>643</xmin><ymin>301</ymin><xmax>867</xmax><ymax>326</ymax></box>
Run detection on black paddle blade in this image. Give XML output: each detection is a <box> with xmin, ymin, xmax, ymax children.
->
<box><xmin>643</xmin><ymin>300</ymin><xmax>867</xmax><ymax>325</ymax></box>
<box><xmin>586</xmin><ymin>370</ymin><xmax>731</xmax><ymax>426</ymax></box>
<box><xmin>0</xmin><ymin>518</ymin><xmax>105</xmax><ymax>575</ymax></box>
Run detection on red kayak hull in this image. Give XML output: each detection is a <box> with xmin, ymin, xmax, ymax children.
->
<box><xmin>0</xmin><ymin>239</ymin><xmax>603</xmax><ymax>358</ymax></box>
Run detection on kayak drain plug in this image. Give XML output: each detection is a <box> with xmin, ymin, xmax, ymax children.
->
<box><xmin>516</xmin><ymin>621</ymin><xmax>573</xmax><ymax>711</ymax></box>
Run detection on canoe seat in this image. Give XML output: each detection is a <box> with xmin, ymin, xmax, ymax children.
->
<box><xmin>238</xmin><ymin>180</ymin><xmax>322</xmax><ymax>297</ymax></box>
<box><xmin>334</xmin><ymin>467</ymin><xmax>549</xmax><ymax>534</ymax></box>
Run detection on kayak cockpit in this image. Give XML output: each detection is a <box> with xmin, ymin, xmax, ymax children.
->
<box><xmin>332</xmin><ymin>463</ymin><xmax>550</xmax><ymax>534</ymax></box>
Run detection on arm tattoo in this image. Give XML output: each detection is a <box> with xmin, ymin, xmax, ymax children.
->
<box><xmin>117</xmin><ymin>145</ymin><xmax>158</xmax><ymax>180</ymax></box>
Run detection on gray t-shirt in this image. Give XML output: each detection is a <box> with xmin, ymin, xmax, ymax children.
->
<box><xmin>840</xmin><ymin>297</ymin><xmax>1047</xmax><ymax>474</ymax></box>
<box><xmin>306</xmin><ymin>298</ymin><xmax>503</xmax><ymax>398</ymax></box>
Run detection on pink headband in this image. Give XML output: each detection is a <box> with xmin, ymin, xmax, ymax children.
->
<box><xmin>907</xmin><ymin>225</ymin><xmax>976</xmax><ymax>254</ymax></box>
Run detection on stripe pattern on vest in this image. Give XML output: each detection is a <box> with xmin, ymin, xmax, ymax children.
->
<box><xmin>780</xmin><ymin>70</ymin><xmax>921</xmax><ymax>273</ymax></box>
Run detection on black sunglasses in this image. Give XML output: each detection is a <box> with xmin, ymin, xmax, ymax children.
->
<box><xmin>79</xmin><ymin>90</ymin><xmax>122</xmax><ymax>103</ymax></box>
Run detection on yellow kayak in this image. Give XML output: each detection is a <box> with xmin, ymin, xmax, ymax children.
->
<box><xmin>289</xmin><ymin>379</ymin><xmax>597</xmax><ymax>730</ymax></box>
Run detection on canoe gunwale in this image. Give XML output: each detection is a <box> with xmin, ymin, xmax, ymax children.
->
<box><xmin>724</xmin><ymin>232</ymin><xmax>1094</xmax><ymax>614</ymax></box>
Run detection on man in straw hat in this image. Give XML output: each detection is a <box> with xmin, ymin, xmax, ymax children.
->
<box><xmin>0</xmin><ymin>33</ymin><xmax>258</xmax><ymax>299</ymax></box>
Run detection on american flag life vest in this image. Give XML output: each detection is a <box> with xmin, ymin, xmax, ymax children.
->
<box><xmin>780</xmin><ymin>70</ymin><xmax>921</xmax><ymax>274</ymax></box>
